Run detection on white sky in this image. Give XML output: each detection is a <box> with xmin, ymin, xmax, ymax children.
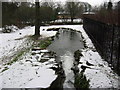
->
<box><xmin>78</xmin><ymin>0</ymin><xmax>120</xmax><ymax>6</ymax></box>
<box><xmin>1</xmin><ymin>0</ymin><xmax>119</xmax><ymax>6</ymax></box>
<box><xmin>79</xmin><ymin>0</ymin><xmax>107</xmax><ymax>6</ymax></box>
<box><xmin>55</xmin><ymin>0</ymin><xmax>120</xmax><ymax>6</ymax></box>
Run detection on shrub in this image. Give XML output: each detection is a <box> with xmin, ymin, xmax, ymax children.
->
<box><xmin>74</xmin><ymin>72</ymin><xmax>90</xmax><ymax>89</ymax></box>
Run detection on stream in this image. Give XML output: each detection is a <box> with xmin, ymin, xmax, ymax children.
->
<box><xmin>48</xmin><ymin>28</ymin><xmax>84</xmax><ymax>88</ymax></box>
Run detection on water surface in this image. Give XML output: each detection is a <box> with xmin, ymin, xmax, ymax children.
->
<box><xmin>48</xmin><ymin>28</ymin><xmax>84</xmax><ymax>88</ymax></box>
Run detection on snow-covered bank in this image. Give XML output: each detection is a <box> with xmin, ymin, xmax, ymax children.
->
<box><xmin>78</xmin><ymin>25</ymin><xmax>120</xmax><ymax>88</ymax></box>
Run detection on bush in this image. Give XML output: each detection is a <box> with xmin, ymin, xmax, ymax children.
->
<box><xmin>74</xmin><ymin>72</ymin><xmax>90</xmax><ymax>89</ymax></box>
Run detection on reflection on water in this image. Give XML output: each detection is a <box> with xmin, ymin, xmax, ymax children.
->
<box><xmin>61</xmin><ymin>51</ymin><xmax>75</xmax><ymax>88</ymax></box>
<box><xmin>48</xmin><ymin>29</ymin><xmax>84</xmax><ymax>56</ymax></box>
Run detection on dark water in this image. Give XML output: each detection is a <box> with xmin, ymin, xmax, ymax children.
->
<box><xmin>48</xmin><ymin>29</ymin><xmax>84</xmax><ymax>56</ymax></box>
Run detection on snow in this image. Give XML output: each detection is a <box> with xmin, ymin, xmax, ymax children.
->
<box><xmin>26</xmin><ymin>66</ymin><xmax>57</xmax><ymax>88</ymax></box>
<box><xmin>0</xmin><ymin>24</ymin><xmax>120</xmax><ymax>88</ymax></box>
<box><xmin>0</xmin><ymin>75</ymin><xmax>2</xmax><ymax>90</ymax></box>
<box><xmin>78</xmin><ymin>49</ymin><xmax>120</xmax><ymax>88</ymax></box>
<box><xmin>83</xmin><ymin>12</ymin><xmax>95</xmax><ymax>14</ymax></box>
<box><xmin>50</xmin><ymin>18</ymin><xmax>83</xmax><ymax>23</ymax></box>
<box><xmin>0</xmin><ymin>25</ymin><xmax>19</xmax><ymax>33</ymax></box>
<box><xmin>0</xmin><ymin>49</ymin><xmax>57</xmax><ymax>88</ymax></box>
<box><xmin>0</xmin><ymin>26</ymin><xmax>35</xmax><ymax>64</ymax></box>
<box><xmin>40</xmin><ymin>26</ymin><xmax>57</xmax><ymax>38</ymax></box>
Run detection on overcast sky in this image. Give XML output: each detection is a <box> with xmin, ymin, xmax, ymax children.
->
<box><xmin>78</xmin><ymin>0</ymin><xmax>107</xmax><ymax>6</ymax></box>
<box><xmin>55</xmin><ymin>0</ymin><xmax>120</xmax><ymax>6</ymax></box>
<box><xmin>0</xmin><ymin>0</ymin><xmax>120</xmax><ymax>6</ymax></box>
<box><xmin>79</xmin><ymin>0</ymin><xmax>119</xmax><ymax>6</ymax></box>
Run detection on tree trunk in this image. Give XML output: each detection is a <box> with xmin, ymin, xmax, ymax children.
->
<box><xmin>70</xmin><ymin>2</ymin><xmax>74</xmax><ymax>24</ymax></box>
<box><xmin>70</xmin><ymin>11</ymin><xmax>74</xmax><ymax>24</ymax></box>
<box><xmin>71</xmin><ymin>15</ymin><xmax>74</xmax><ymax>24</ymax></box>
<box><xmin>35</xmin><ymin>0</ymin><xmax>40</xmax><ymax>35</ymax></box>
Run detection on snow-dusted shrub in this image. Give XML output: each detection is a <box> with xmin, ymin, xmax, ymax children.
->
<box><xmin>2</xmin><ymin>25</ymin><xmax>19</xmax><ymax>33</ymax></box>
<box><xmin>74</xmin><ymin>72</ymin><xmax>90</xmax><ymax>89</ymax></box>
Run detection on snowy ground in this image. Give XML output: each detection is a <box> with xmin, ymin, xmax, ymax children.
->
<box><xmin>0</xmin><ymin>25</ymin><xmax>120</xmax><ymax>89</ymax></box>
<box><xmin>1</xmin><ymin>50</ymin><xmax>57</xmax><ymax>88</ymax></box>
<box><xmin>0</xmin><ymin>26</ymin><xmax>35</xmax><ymax>65</ymax></box>
<box><xmin>50</xmin><ymin>18</ymin><xmax>83</xmax><ymax>23</ymax></box>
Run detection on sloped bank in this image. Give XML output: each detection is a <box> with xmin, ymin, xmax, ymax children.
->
<box><xmin>79</xmin><ymin>25</ymin><xmax>120</xmax><ymax>88</ymax></box>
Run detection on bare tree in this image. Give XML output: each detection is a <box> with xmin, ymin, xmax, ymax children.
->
<box><xmin>0</xmin><ymin>2</ymin><xmax>2</xmax><ymax>28</ymax></box>
<box><xmin>35</xmin><ymin>0</ymin><xmax>40</xmax><ymax>35</ymax></box>
<box><xmin>107</xmin><ymin>0</ymin><xmax>113</xmax><ymax>11</ymax></box>
<box><xmin>65</xmin><ymin>0</ymin><xmax>80</xmax><ymax>23</ymax></box>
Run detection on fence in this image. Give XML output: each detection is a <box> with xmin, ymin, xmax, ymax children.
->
<box><xmin>83</xmin><ymin>17</ymin><xmax>120</xmax><ymax>75</ymax></box>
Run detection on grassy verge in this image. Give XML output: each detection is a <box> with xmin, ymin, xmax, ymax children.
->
<box><xmin>1</xmin><ymin>50</ymin><xmax>26</xmax><ymax>72</ymax></box>
<box><xmin>39</xmin><ymin>39</ymin><xmax>52</xmax><ymax>49</ymax></box>
<box><xmin>29</xmin><ymin>35</ymin><xmax>53</xmax><ymax>49</ymax></box>
<box><xmin>7</xmin><ymin>37</ymin><xmax>33</xmax><ymax>66</ymax></box>
<box><xmin>7</xmin><ymin>50</ymin><xmax>26</xmax><ymax>65</ymax></box>
<box><xmin>5</xmin><ymin>36</ymin><xmax>53</xmax><ymax>68</ymax></box>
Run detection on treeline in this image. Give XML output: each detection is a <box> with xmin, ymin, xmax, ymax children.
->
<box><xmin>84</xmin><ymin>1</ymin><xmax>120</xmax><ymax>25</ymax></box>
<box><xmin>2</xmin><ymin>2</ymin><xmax>58</xmax><ymax>28</ymax></box>
<box><xmin>2</xmin><ymin>1</ymin><xmax>91</xmax><ymax>28</ymax></box>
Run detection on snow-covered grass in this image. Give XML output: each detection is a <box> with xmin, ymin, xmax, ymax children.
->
<box><xmin>0</xmin><ymin>25</ymin><xmax>58</xmax><ymax>65</ymax></box>
<box><xmin>0</xmin><ymin>24</ymin><xmax>120</xmax><ymax>89</ymax></box>
<box><xmin>0</xmin><ymin>49</ymin><xmax>57</xmax><ymax>88</ymax></box>
<box><xmin>0</xmin><ymin>26</ymin><xmax>35</xmax><ymax>65</ymax></box>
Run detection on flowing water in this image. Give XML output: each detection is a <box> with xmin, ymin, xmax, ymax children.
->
<box><xmin>48</xmin><ymin>28</ymin><xmax>84</xmax><ymax>88</ymax></box>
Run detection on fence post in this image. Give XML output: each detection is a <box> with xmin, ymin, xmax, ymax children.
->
<box><xmin>117</xmin><ymin>38</ymin><xmax>120</xmax><ymax>74</ymax></box>
<box><xmin>110</xmin><ymin>25</ymin><xmax>114</xmax><ymax>65</ymax></box>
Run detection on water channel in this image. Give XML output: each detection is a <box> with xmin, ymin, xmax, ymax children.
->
<box><xmin>48</xmin><ymin>28</ymin><xmax>84</xmax><ymax>88</ymax></box>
